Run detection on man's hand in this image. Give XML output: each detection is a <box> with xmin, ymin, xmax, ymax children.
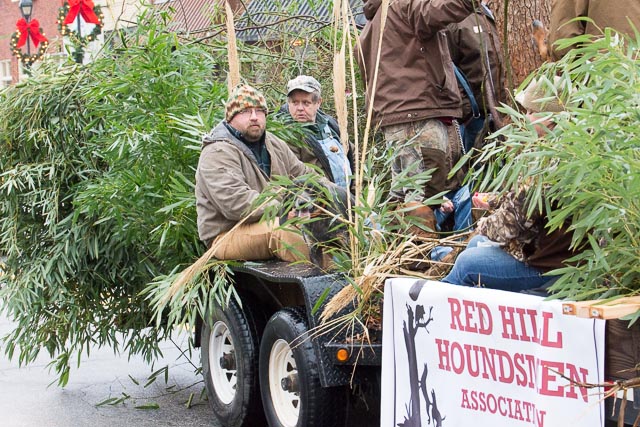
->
<box><xmin>440</xmin><ymin>199</ymin><xmax>454</xmax><ymax>214</ymax></box>
<box><xmin>472</xmin><ymin>192</ymin><xmax>491</xmax><ymax>210</ymax></box>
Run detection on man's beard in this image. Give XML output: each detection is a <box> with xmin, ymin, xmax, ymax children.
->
<box><xmin>243</xmin><ymin>124</ymin><xmax>265</xmax><ymax>141</ymax></box>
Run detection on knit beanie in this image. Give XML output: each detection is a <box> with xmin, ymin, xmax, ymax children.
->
<box><xmin>225</xmin><ymin>84</ymin><xmax>268</xmax><ymax>122</ymax></box>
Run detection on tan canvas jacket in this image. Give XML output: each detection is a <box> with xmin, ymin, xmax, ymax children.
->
<box><xmin>195</xmin><ymin>122</ymin><xmax>311</xmax><ymax>244</ymax></box>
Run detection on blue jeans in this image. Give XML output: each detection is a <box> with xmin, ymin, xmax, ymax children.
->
<box><xmin>442</xmin><ymin>235</ymin><xmax>555</xmax><ymax>292</ymax></box>
<box><xmin>434</xmin><ymin>185</ymin><xmax>472</xmax><ymax>232</ymax></box>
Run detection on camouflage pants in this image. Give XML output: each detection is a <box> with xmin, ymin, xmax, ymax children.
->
<box><xmin>382</xmin><ymin>118</ymin><xmax>448</xmax><ymax>203</ymax></box>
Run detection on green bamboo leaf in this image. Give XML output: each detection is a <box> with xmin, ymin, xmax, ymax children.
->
<box><xmin>128</xmin><ymin>374</ymin><xmax>140</xmax><ymax>386</ymax></box>
<box><xmin>134</xmin><ymin>403</ymin><xmax>160</xmax><ymax>410</ymax></box>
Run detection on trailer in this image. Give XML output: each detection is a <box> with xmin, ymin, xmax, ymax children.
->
<box><xmin>195</xmin><ymin>260</ymin><xmax>639</xmax><ymax>427</ymax></box>
<box><xmin>195</xmin><ymin>260</ymin><xmax>380</xmax><ymax>427</ymax></box>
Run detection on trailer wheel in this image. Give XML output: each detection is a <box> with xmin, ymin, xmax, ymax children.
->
<box><xmin>259</xmin><ymin>307</ymin><xmax>343</xmax><ymax>427</ymax></box>
<box><xmin>201</xmin><ymin>298</ymin><xmax>265</xmax><ymax>427</ymax></box>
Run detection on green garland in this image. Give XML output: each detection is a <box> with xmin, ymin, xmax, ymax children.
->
<box><xmin>57</xmin><ymin>2</ymin><xmax>105</xmax><ymax>47</ymax></box>
<box><xmin>9</xmin><ymin>30</ymin><xmax>48</xmax><ymax>67</ymax></box>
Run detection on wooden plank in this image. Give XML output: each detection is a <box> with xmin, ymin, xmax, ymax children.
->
<box><xmin>563</xmin><ymin>297</ymin><xmax>640</xmax><ymax>319</ymax></box>
<box><xmin>562</xmin><ymin>300</ymin><xmax>597</xmax><ymax>317</ymax></box>
<box><xmin>591</xmin><ymin>303</ymin><xmax>640</xmax><ymax>319</ymax></box>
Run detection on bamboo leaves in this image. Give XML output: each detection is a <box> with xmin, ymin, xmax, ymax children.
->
<box><xmin>475</xmin><ymin>30</ymin><xmax>640</xmax><ymax>311</ymax></box>
<box><xmin>0</xmin><ymin>17</ymin><xmax>227</xmax><ymax>383</ymax></box>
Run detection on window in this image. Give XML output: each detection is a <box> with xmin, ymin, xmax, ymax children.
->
<box><xmin>0</xmin><ymin>60</ymin><xmax>12</xmax><ymax>88</ymax></box>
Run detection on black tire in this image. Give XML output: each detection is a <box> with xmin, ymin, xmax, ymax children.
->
<box><xmin>201</xmin><ymin>298</ymin><xmax>265</xmax><ymax>427</ymax></box>
<box><xmin>259</xmin><ymin>307</ymin><xmax>344</xmax><ymax>427</ymax></box>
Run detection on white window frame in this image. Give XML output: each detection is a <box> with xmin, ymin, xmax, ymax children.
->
<box><xmin>0</xmin><ymin>60</ymin><xmax>12</xmax><ymax>88</ymax></box>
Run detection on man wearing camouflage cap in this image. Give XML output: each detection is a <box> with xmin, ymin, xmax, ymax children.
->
<box><xmin>278</xmin><ymin>75</ymin><xmax>354</xmax><ymax>190</ymax></box>
<box><xmin>195</xmin><ymin>84</ymin><xmax>313</xmax><ymax>262</ymax></box>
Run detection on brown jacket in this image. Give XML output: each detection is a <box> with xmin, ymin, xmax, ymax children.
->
<box><xmin>448</xmin><ymin>4</ymin><xmax>506</xmax><ymax>120</ymax></box>
<box><xmin>549</xmin><ymin>0</ymin><xmax>640</xmax><ymax>61</ymax></box>
<box><xmin>195</xmin><ymin>122</ymin><xmax>311</xmax><ymax>244</ymax></box>
<box><xmin>357</xmin><ymin>0</ymin><xmax>474</xmax><ymax>127</ymax></box>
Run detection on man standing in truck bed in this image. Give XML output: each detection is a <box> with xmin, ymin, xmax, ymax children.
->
<box><xmin>357</xmin><ymin>0</ymin><xmax>475</xmax><ymax>236</ymax></box>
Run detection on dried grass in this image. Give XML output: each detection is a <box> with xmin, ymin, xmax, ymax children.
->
<box><xmin>321</xmin><ymin>231</ymin><xmax>472</xmax><ymax>323</ymax></box>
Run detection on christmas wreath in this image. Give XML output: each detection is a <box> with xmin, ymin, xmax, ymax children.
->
<box><xmin>10</xmin><ymin>18</ymin><xmax>49</xmax><ymax>66</ymax></box>
<box><xmin>57</xmin><ymin>0</ymin><xmax>104</xmax><ymax>46</ymax></box>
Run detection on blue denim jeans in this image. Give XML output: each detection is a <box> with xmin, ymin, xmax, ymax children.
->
<box><xmin>442</xmin><ymin>235</ymin><xmax>555</xmax><ymax>292</ymax></box>
<box><xmin>434</xmin><ymin>185</ymin><xmax>472</xmax><ymax>232</ymax></box>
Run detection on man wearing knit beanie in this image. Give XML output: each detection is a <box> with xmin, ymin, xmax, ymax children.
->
<box><xmin>225</xmin><ymin>84</ymin><xmax>268</xmax><ymax>121</ymax></box>
<box><xmin>195</xmin><ymin>84</ymin><xmax>316</xmax><ymax>263</ymax></box>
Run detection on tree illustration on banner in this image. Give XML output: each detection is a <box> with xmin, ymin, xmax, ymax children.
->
<box><xmin>10</xmin><ymin>18</ymin><xmax>49</xmax><ymax>67</ymax></box>
<box><xmin>398</xmin><ymin>296</ymin><xmax>444</xmax><ymax>427</ymax></box>
<box><xmin>57</xmin><ymin>0</ymin><xmax>104</xmax><ymax>63</ymax></box>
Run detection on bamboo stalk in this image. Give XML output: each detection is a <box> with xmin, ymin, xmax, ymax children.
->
<box><xmin>225</xmin><ymin>0</ymin><xmax>240</xmax><ymax>91</ymax></box>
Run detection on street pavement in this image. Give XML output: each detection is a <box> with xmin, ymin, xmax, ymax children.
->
<box><xmin>0</xmin><ymin>309</ymin><xmax>221</xmax><ymax>427</ymax></box>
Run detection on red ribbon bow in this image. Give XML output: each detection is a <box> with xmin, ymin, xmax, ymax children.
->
<box><xmin>63</xmin><ymin>0</ymin><xmax>100</xmax><ymax>25</ymax></box>
<box><xmin>16</xmin><ymin>18</ymin><xmax>48</xmax><ymax>48</ymax></box>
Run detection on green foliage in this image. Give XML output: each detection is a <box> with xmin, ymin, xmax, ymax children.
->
<box><xmin>0</xmin><ymin>16</ymin><xmax>228</xmax><ymax>384</ymax></box>
<box><xmin>144</xmin><ymin>261</ymin><xmax>239</xmax><ymax>338</ymax></box>
<box><xmin>3</xmin><ymin>1</ymin><xmax>636</xmax><ymax>385</ymax></box>
<box><xmin>0</xmin><ymin>0</ymin><xmax>365</xmax><ymax>384</ymax></box>
<box><xmin>473</xmin><ymin>29</ymin><xmax>640</xmax><ymax>310</ymax></box>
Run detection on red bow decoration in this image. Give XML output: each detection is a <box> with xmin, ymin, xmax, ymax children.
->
<box><xmin>63</xmin><ymin>0</ymin><xmax>100</xmax><ymax>25</ymax></box>
<box><xmin>16</xmin><ymin>18</ymin><xmax>48</xmax><ymax>48</ymax></box>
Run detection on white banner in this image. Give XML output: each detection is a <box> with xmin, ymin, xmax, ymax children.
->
<box><xmin>381</xmin><ymin>279</ymin><xmax>605</xmax><ymax>427</ymax></box>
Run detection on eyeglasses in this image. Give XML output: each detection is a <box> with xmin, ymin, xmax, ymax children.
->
<box><xmin>237</xmin><ymin>108</ymin><xmax>267</xmax><ymax>117</ymax></box>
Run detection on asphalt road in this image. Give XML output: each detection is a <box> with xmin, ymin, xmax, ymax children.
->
<box><xmin>0</xmin><ymin>309</ymin><xmax>220</xmax><ymax>427</ymax></box>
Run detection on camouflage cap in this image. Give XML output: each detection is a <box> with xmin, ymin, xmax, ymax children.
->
<box><xmin>286</xmin><ymin>75</ymin><xmax>322</xmax><ymax>96</ymax></box>
<box><xmin>225</xmin><ymin>84</ymin><xmax>268</xmax><ymax>122</ymax></box>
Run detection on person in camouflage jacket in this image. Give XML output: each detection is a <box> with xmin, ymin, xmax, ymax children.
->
<box><xmin>441</xmin><ymin>78</ymin><xmax>582</xmax><ymax>291</ymax></box>
<box><xmin>442</xmin><ymin>187</ymin><xmax>581</xmax><ymax>292</ymax></box>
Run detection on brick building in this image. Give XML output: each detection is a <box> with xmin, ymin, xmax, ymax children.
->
<box><xmin>0</xmin><ymin>0</ymin><xmax>148</xmax><ymax>87</ymax></box>
<box><xmin>0</xmin><ymin>0</ymin><xmax>62</xmax><ymax>86</ymax></box>
<box><xmin>0</xmin><ymin>0</ymin><xmax>245</xmax><ymax>87</ymax></box>
<box><xmin>154</xmin><ymin>0</ymin><xmax>243</xmax><ymax>35</ymax></box>
<box><xmin>1</xmin><ymin>1</ymin><xmax>345</xmax><ymax>87</ymax></box>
